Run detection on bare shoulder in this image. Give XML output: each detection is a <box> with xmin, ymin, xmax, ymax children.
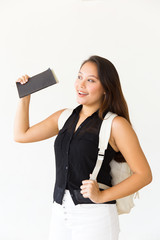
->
<box><xmin>111</xmin><ymin>115</ymin><xmax>140</xmax><ymax>152</ymax></box>
<box><xmin>111</xmin><ymin>116</ymin><xmax>135</xmax><ymax>137</ymax></box>
<box><xmin>48</xmin><ymin>108</ymin><xmax>67</xmax><ymax>121</ymax></box>
<box><xmin>112</xmin><ymin>116</ymin><xmax>131</xmax><ymax>129</ymax></box>
<box><xmin>110</xmin><ymin>116</ymin><xmax>137</xmax><ymax>152</ymax></box>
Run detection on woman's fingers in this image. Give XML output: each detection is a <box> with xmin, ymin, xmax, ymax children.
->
<box><xmin>16</xmin><ymin>74</ymin><xmax>30</xmax><ymax>84</ymax></box>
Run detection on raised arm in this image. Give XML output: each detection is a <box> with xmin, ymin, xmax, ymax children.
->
<box><xmin>14</xmin><ymin>74</ymin><xmax>65</xmax><ymax>143</ymax></box>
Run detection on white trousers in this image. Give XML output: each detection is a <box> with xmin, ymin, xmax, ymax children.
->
<box><xmin>48</xmin><ymin>189</ymin><xmax>120</xmax><ymax>240</ymax></box>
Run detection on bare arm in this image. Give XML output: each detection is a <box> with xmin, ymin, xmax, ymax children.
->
<box><xmin>14</xmin><ymin>74</ymin><xmax>65</xmax><ymax>143</ymax></box>
<box><xmin>99</xmin><ymin>116</ymin><xmax>152</xmax><ymax>203</ymax></box>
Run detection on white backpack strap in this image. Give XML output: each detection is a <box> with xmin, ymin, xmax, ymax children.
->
<box><xmin>58</xmin><ymin>108</ymin><xmax>73</xmax><ymax>130</ymax></box>
<box><xmin>90</xmin><ymin>112</ymin><xmax>117</xmax><ymax>181</ymax></box>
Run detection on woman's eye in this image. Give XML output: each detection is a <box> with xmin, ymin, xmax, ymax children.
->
<box><xmin>88</xmin><ymin>79</ymin><xmax>94</xmax><ymax>82</ymax></box>
<box><xmin>77</xmin><ymin>76</ymin><xmax>94</xmax><ymax>82</ymax></box>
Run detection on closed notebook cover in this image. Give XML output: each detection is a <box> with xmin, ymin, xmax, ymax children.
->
<box><xmin>16</xmin><ymin>68</ymin><xmax>58</xmax><ymax>98</ymax></box>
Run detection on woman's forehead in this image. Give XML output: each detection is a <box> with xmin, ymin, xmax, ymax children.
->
<box><xmin>80</xmin><ymin>62</ymin><xmax>98</xmax><ymax>77</ymax></box>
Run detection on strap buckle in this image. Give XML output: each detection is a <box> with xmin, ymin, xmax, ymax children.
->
<box><xmin>98</xmin><ymin>153</ymin><xmax>104</xmax><ymax>161</ymax></box>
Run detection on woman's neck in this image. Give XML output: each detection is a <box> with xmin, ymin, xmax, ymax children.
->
<box><xmin>80</xmin><ymin>104</ymin><xmax>100</xmax><ymax>117</ymax></box>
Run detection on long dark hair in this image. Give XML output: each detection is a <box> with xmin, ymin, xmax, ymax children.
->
<box><xmin>80</xmin><ymin>55</ymin><xmax>131</xmax><ymax>162</ymax></box>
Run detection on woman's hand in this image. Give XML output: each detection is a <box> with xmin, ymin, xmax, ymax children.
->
<box><xmin>16</xmin><ymin>74</ymin><xmax>30</xmax><ymax>85</ymax></box>
<box><xmin>80</xmin><ymin>174</ymin><xmax>103</xmax><ymax>203</ymax></box>
<box><xmin>16</xmin><ymin>74</ymin><xmax>31</xmax><ymax>101</ymax></box>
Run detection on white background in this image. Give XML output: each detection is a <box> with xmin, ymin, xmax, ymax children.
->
<box><xmin>0</xmin><ymin>0</ymin><xmax>160</xmax><ymax>239</ymax></box>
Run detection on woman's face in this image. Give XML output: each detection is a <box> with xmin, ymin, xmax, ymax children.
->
<box><xmin>75</xmin><ymin>61</ymin><xmax>105</xmax><ymax>108</ymax></box>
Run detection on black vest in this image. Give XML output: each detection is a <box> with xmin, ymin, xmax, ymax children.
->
<box><xmin>53</xmin><ymin>104</ymin><xmax>116</xmax><ymax>205</ymax></box>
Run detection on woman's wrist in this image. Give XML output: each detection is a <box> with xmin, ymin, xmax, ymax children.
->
<box><xmin>97</xmin><ymin>189</ymin><xmax>110</xmax><ymax>203</ymax></box>
<box><xmin>20</xmin><ymin>95</ymin><xmax>31</xmax><ymax>104</ymax></box>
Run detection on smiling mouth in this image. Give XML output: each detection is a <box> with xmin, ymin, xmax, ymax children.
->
<box><xmin>78</xmin><ymin>91</ymin><xmax>88</xmax><ymax>96</ymax></box>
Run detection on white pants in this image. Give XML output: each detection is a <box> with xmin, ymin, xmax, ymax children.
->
<box><xmin>48</xmin><ymin>189</ymin><xmax>120</xmax><ymax>240</ymax></box>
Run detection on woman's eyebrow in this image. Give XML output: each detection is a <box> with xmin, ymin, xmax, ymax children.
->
<box><xmin>78</xmin><ymin>71</ymin><xmax>99</xmax><ymax>79</ymax></box>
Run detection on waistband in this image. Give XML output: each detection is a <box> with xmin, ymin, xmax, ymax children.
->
<box><xmin>61</xmin><ymin>189</ymin><xmax>117</xmax><ymax>211</ymax></box>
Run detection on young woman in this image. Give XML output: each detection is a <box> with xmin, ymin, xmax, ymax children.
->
<box><xmin>14</xmin><ymin>55</ymin><xmax>152</xmax><ymax>240</ymax></box>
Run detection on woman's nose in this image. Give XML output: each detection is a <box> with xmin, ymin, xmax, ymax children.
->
<box><xmin>79</xmin><ymin>79</ymin><xmax>86</xmax><ymax>88</ymax></box>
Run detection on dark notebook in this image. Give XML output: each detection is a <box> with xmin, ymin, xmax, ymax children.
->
<box><xmin>16</xmin><ymin>68</ymin><xmax>58</xmax><ymax>98</ymax></box>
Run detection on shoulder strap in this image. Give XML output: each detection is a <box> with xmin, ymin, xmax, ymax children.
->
<box><xmin>58</xmin><ymin>108</ymin><xmax>73</xmax><ymax>130</ymax></box>
<box><xmin>90</xmin><ymin>112</ymin><xmax>117</xmax><ymax>181</ymax></box>
<box><xmin>98</xmin><ymin>112</ymin><xmax>118</xmax><ymax>155</ymax></box>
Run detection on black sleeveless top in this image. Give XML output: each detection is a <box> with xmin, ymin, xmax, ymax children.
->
<box><xmin>53</xmin><ymin>104</ymin><xmax>117</xmax><ymax>205</ymax></box>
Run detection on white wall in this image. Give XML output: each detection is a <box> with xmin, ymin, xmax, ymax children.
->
<box><xmin>0</xmin><ymin>0</ymin><xmax>159</xmax><ymax>239</ymax></box>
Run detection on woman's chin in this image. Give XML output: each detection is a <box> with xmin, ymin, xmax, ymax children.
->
<box><xmin>76</xmin><ymin>98</ymin><xmax>87</xmax><ymax>105</ymax></box>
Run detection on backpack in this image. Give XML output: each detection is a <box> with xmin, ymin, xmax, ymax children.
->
<box><xmin>58</xmin><ymin>108</ymin><xmax>139</xmax><ymax>215</ymax></box>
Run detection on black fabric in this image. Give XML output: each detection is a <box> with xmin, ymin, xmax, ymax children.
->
<box><xmin>16</xmin><ymin>68</ymin><xmax>58</xmax><ymax>98</ymax></box>
<box><xmin>53</xmin><ymin>104</ymin><xmax>117</xmax><ymax>205</ymax></box>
